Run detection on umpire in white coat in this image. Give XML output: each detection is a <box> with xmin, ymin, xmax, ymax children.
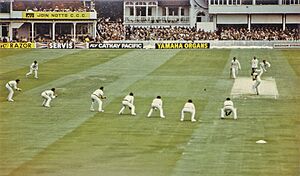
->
<box><xmin>230</xmin><ymin>57</ymin><xmax>241</xmax><ymax>79</ymax></box>
<box><xmin>251</xmin><ymin>56</ymin><xmax>259</xmax><ymax>74</ymax></box>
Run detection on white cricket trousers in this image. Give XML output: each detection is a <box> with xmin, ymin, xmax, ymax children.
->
<box><xmin>5</xmin><ymin>83</ymin><xmax>14</xmax><ymax>101</ymax></box>
<box><xmin>231</xmin><ymin>67</ymin><xmax>238</xmax><ymax>79</ymax></box>
<box><xmin>253</xmin><ymin>80</ymin><xmax>261</xmax><ymax>89</ymax></box>
<box><xmin>253</xmin><ymin>80</ymin><xmax>261</xmax><ymax>94</ymax></box>
<box><xmin>41</xmin><ymin>92</ymin><xmax>52</xmax><ymax>107</ymax></box>
<box><xmin>147</xmin><ymin>104</ymin><xmax>164</xmax><ymax>118</ymax></box>
<box><xmin>90</xmin><ymin>94</ymin><xmax>103</xmax><ymax>111</ymax></box>
<box><xmin>181</xmin><ymin>108</ymin><xmax>195</xmax><ymax>121</ymax></box>
<box><xmin>26</xmin><ymin>69</ymin><xmax>38</xmax><ymax>78</ymax></box>
<box><xmin>221</xmin><ymin>106</ymin><xmax>237</xmax><ymax>119</ymax></box>
<box><xmin>119</xmin><ymin>100</ymin><xmax>135</xmax><ymax>115</ymax></box>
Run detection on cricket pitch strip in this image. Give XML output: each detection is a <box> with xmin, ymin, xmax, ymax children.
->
<box><xmin>231</xmin><ymin>77</ymin><xmax>279</xmax><ymax>99</ymax></box>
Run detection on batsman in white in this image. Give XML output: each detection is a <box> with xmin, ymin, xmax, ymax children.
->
<box><xmin>26</xmin><ymin>60</ymin><xmax>38</xmax><ymax>79</ymax></box>
<box><xmin>147</xmin><ymin>96</ymin><xmax>165</xmax><ymax>118</ymax></box>
<box><xmin>260</xmin><ymin>59</ymin><xmax>271</xmax><ymax>73</ymax></box>
<box><xmin>220</xmin><ymin>97</ymin><xmax>237</xmax><ymax>120</ymax></box>
<box><xmin>119</xmin><ymin>92</ymin><xmax>136</xmax><ymax>116</ymax></box>
<box><xmin>252</xmin><ymin>69</ymin><xmax>263</xmax><ymax>95</ymax></box>
<box><xmin>5</xmin><ymin>79</ymin><xmax>22</xmax><ymax>102</ymax></box>
<box><xmin>90</xmin><ymin>86</ymin><xmax>106</xmax><ymax>112</ymax></box>
<box><xmin>41</xmin><ymin>88</ymin><xmax>57</xmax><ymax>108</ymax></box>
<box><xmin>230</xmin><ymin>57</ymin><xmax>241</xmax><ymax>79</ymax></box>
<box><xmin>181</xmin><ymin>99</ymin><xmax>196</xmax><ymax>122</ymax></box>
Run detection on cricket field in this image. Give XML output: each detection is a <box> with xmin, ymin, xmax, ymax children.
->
<box><xmin>0</xmin><ymin>49</ymin><xmax>299</xmax><ymax>176</ymax></box>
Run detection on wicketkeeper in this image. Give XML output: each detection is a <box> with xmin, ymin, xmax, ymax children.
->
<box><xmin>90</xmin><ymin>86</ymin><xmax>106</xmax><ymax>112</ymax></box>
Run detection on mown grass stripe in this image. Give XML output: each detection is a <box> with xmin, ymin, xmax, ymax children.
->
<box><xmin>0</xmin><ymin>49</ymin><xmax>81</xmax><ymax>74</ymax></box>
<box><xmin>171</xmin><ymin>49</ymin><xmax>233</xmax><ymax>176</ymax></box>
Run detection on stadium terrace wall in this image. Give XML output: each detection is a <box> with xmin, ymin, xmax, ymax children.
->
<box><xmin>0</xmin><ymin>41</ymin><xmax>300</xmax><ymax>49</ymax></box>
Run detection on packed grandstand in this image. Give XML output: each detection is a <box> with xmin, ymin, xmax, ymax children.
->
<box><xmin>97</xmin><ymin>18</ymin><xmax>300</xmax><ymax>41</ymax></box>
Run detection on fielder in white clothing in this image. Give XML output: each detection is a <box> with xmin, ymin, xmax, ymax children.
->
<box><xmin>119</xmin><ymin>92</ymin><xmax>136</xmax><ymax>116</ymax></box>
<box><xmin>220</xmin><ymin>98</ymin><xmax>237</xmax><ymax>120</ymax></box>
<box><xmin>251</xmin><ymin>56</ymin><xmax>259</xmax><ymax>74</ymax></box>
<box><xmin>260</xmin><ymin>60</ymin><xmax>271</xmax><ymax>72</ymax></box>
<box><xmin>90</xmin><ymin>86</ymin><xmax>106</xmax><ymax>112</ymax></box>
<box><xmin>252</xmin><ymin>69</ymin><xmax>263</xmax><ymax>95</ymax></box>
<box><xmin>181</xmin><ymin>99</ymin><xmax>196</xmax><ymax>122</ymax></box>
<box><xmin>41</xmin><ymin>88</ymin><xmax>57</xmax><ymax>107</ymax></box>
<box><xmin>147</xmin><ymin>96</ymin><xmax>165</xmax><ymax>118</ymax></box>
<box><xmin>230</xmin><ymin>57</ymin><xmax>241</xmax><ymax>79</ymax></box>
<box><xmin>5</xmin><ymin>79</ymin><xmax>22</xmax><ymax>102</ymax></box>
<box><xmin>26</xmin><ymin>60</ymin><xmax>38</xmax><ymax>79</ymax></box>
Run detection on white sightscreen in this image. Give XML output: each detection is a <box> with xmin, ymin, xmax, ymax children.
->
<box><xmin>286</xmin><ymin>15</ymin><xmax>300</xmax><ymax>23</ymax></box>
<box><xmin>251</xmin><ymin>15</ymin><xmax>282</xmax><ymax>24</ymax></box>
<box><xmin>217</xmin><ymin>15</ymin><xmax>248</xmax><ymax>24</ymax></box>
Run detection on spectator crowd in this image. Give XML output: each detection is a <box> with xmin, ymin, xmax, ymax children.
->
<box><xmin>97</xmin><ymin>18</ymin><xmax>125</xmax><ymax>41</ymax></box>
<box><xmin>218</xmin><ymin>27</ymin><xmax>299</xmax><ymax>40</ymax></box>
<box><xmin>96</xmin><ymin>18</ymin><xmax>299</xmax><ymax>41</ymax></box>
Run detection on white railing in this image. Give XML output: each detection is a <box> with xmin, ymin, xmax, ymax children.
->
<box><xmin>124</xmin><ymin>16</ymin><xmax>190</xmax><ymax>24</ymax></box>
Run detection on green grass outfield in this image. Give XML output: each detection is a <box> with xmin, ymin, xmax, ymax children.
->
<box><xmin>0</xmin><ymin>49</ymin><xmax>299</xmax><ymax>176</ymax></box>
